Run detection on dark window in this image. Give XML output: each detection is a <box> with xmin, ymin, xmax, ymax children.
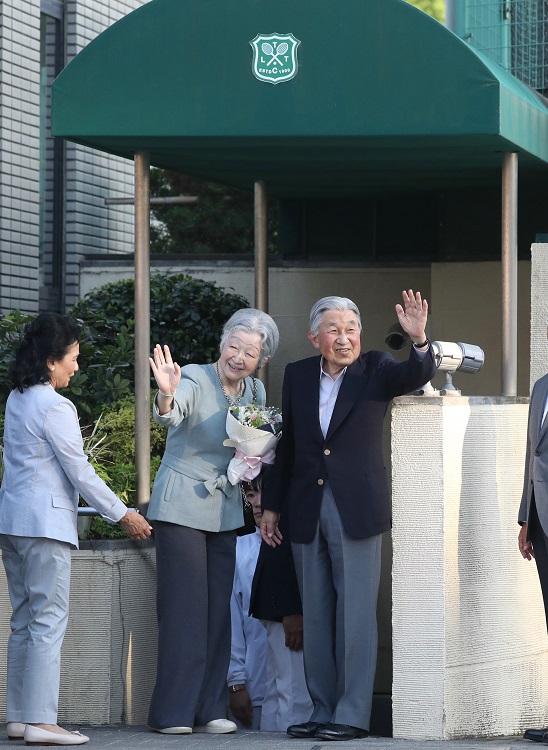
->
<box><xmin>40</xmin><ymin>0</ymin><xmax>65</xmax><ymax>311</ymax></box>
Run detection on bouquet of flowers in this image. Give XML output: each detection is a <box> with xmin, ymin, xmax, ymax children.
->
<box><xmin>223</xmin><ymin>403</ymin><xmax>282</xmax><ymax>485</ymax></box>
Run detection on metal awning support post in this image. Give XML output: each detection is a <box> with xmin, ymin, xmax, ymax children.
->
<box><xmin>501</xmin><ymin>151</ymin><xmax>518</xmax><ymax>396</ymax></box>
<box><xmin>134</xmin><ymin>151</ymin><xmax>151</xmax><ymax>509</ymax></box>
<box><xmin>445</xmin><ymin>0</ymin><xmax>456</xmax><ymax>31</ymax></box>
<box><xmin>254</xmin><ymin>180</ymin><xmax>269</xmax><ymax>391</ymax></box>
<box><xmin>254</xmin><ymin>180</ymin><xmax>268</xmax><ymax>310</ymax></box>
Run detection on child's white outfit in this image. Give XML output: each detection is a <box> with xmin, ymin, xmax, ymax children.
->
<box><xmin>228</xmin><ymin>529</ymin><xmax>267</xmax><ymax>729</ymax></box>
<box><xmin>228</xmin><ymin>528</ymin><xmax>312</xmax><ymax>731</ymax></box>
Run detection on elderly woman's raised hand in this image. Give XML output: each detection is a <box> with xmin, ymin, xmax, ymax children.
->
<box><xmin>149</xmin><ymin>344</ymin><xmax>181</xmax><ymax>396</ymax></box>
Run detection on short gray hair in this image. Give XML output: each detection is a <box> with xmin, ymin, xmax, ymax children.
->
<box><xmin>309</xmin><ymin>296</ymin><xmax>362</xmax><ymax>336</ymax></box>
<box><xmin>220</xmin><ymin>308</ymin><xmax>279</xmax><ymax>368</ymax></box>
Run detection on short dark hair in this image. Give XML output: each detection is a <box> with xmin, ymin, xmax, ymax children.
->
<box><xmin>10</xmin><ymin>312</ymin><xmax>80</xmax><ymax>392</ymax></box>
<box><xmin>242</xmin><ymin>465</ymin><xmax>271</xmax><ymax>494</ymax></box>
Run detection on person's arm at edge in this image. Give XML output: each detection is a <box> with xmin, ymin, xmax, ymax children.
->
<box><xmin>519</xmin><ymin>386</ymin><xmax>535</xmax><ymax>560</ymax></box>
<box><xmin>260</xmin><ymin>366</ymin><xmax>294</xmax><ymax>547</ymax></box>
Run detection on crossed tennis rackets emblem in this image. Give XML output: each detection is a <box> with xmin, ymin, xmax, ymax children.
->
<box><xmin>261</xmin><ymin>41</ymin><xmax>289</xmax><ymax>66</ymax></box>
<box><xmin>250</xmin><ymin>33</ymin><xmax>301</xmax><ymax>85</ymax></box>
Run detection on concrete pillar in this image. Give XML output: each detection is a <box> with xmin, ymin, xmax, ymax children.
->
<box><xmin>530</xmin><ymin>243</ymin><xmax>548</xmax><ymax>392</ymax></box>
<box><xmin>392</xmin><ymin>396</ymin><xmax>548</xmax><ymax>739</ymax></box>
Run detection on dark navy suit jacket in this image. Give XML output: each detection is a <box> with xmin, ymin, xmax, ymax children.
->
<box><xmin>262</xmin><ymin>347</ymin><xmax>436</xmax><ymax>543</ymax></box>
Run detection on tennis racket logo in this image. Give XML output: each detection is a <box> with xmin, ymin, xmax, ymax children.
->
<box><xmin>250</xmin><ymin>33</ymin><xmax>301</xmax><ymax>85</ymax></box>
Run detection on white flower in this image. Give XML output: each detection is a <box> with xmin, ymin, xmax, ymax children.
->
<box><xmin>223</xmin><ymin>406</ymin><xmax>282</xmax><ymax>485</ymax></box>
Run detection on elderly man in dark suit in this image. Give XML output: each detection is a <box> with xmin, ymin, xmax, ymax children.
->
<box><xmin>260</xmin><ymin>291</ymin><xmax>436</xmax><ymax>741</ymax></box>
<box><xmin>519</xmin><ymin>338</ymin><xmax>548</xmax><ymax>745</ymax></box>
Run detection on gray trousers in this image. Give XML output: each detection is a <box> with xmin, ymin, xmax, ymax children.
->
<box><xmin>528</xmin><ymin>497</ymin><xmax>548</xmax><ymax>630</ymax></box>
<box><xmin>291</xmin><ymin>487</ymin><xmax>382</xmax><ymax>731</ymax></box>
<box><xmin>148</xmin><ymin>522</ymin><xmax>236</xmax><ymax>729</ymax></box>
<box><xmin>0</xmin><ymin>534</ymin><xmax>71</xmax><ymax>724</ymax></box>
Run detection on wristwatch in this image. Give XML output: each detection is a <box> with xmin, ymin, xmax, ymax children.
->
<box><xmin>229</xmin><ymin>684</ymin><xmax>246</xmax><ymax>693</ymax></box>
<box><xmin>414</xmin><ymin>338</ymin><xmax>430</xmax><ymax>349</ymax></box>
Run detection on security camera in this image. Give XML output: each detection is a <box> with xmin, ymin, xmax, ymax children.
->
<box><xmin>385</xmin><ymin>323</ymin><xmax>409</xmax><ymax>351</ymax></box>
<box><xmin>419</xmin><ymin>341</ymin><xmax>485</xmax><ymax>396</ymax></box>
<box><xmin>384</xmin><ymin>328</ymin><xmax>485</xmax><ymax>395</ymax></box>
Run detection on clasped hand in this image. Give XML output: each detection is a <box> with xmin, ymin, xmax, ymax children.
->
<box><xmin>260</xmin><ymin>510</ymin><xmax>283</xmax><ymax>547</ymax></box>
<box><xmin>119</xmin><ymin>511</ymin><xmax>152</xmax><ymax>540</ymax></box>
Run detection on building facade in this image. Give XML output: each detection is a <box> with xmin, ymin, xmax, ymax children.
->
<box><xmin>0</xmin><ymin>0</ymin><xmax>145</xmax><ymax>314</ymax></box>
<box><xmin>451</xmin><ymin>0</ymin><xmax>548</xmax><ymax>96</ymax></box>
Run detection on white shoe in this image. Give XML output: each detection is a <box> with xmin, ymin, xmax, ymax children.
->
<box><xmin>152</xmin><ymin>726</ymin><xmax>192</xmax><ymax>734</ymax></box>
<box><xmin>24</xmin><ymin>726</ymin><xmax>89</xmax><ymax>746</ymax></box>
<box><xmin>193</xmin><ymin>719</ymin><xmax>237</xmax><ymax>734</ymax></box>
<box><xmin>7</xmin><ymin>723</ymin><xmax>25</xmax><ymax>740</ymax></box>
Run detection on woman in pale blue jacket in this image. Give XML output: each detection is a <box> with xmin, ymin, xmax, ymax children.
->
<box><xmin>147</xmin><ymin>308</ymin><xmax>279</xmax><ymax>735</ymax></box>
<box><xmin>0</xmin><ymin>313</ymin><xmax>152</xmax><ymax>747</ymax></box>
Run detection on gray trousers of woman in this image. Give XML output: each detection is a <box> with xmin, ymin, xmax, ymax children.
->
<box><xmin>148</xmin><ymin>521</ymin><xmax>237</xmax><ymax>730</ymax></box>
<box><xmin>0</xmin><ymin>534</ymin><xmax>71</xmax><ymax>724</ymax></box>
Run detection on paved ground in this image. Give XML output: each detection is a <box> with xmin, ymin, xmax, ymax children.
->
<box><xmin>0</xmin><ymin>725</ymin><xmax>533</xmax><ymax>750</ymax></box>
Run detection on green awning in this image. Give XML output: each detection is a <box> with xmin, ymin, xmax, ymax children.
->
<box><xmin>52</xmin><ymin>0</ymin><xmax>548</xmax><ymax>197</ymax></box>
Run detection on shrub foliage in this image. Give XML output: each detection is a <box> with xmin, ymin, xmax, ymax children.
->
<box><xmin>82</xmin><ymin>396</ymin><xmax>166</xmax><ymax>538</ymax></box>
<box><xmin>0</xmin><ymin>274</ymin><xmax>250</xmax><ymax>537</ymax></box>
<box><xmin>0</xmin><ymin>275</ymin><xmax>248</xmax><ymax>421</ymax></box>
<box><xmin>69</xmin><ymin>273</ymin><xmax>248</xmax><ymax>419</ymax></box>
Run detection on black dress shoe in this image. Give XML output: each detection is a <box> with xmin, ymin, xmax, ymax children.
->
<box><xmin>524</xmin><ymin>728</ymin><xmax>548</xmax><ymax>743</ymax></box>
<box><xmin>287</xmin><ymin>721</ymin><xmax>324</xmax><ymax>738</ymax></box>
<box><xmin>316</xmin><ymin>723</ymin><xmax>369</xmax><ymax>741</ymax></box>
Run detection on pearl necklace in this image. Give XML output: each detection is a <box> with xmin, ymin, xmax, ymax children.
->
<box><xmin>215</xmin><ymin>361</ymin><xmax>245</xmax><ymax>407</ymax></box>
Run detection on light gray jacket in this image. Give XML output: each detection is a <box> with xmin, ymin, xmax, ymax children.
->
<box><xmin>519</xmin><ymin>372</ymin><xmax>548</xmax><ymax>535</ymax></box>
<box><xmin>0</xmin><ymin>383</ymin><xmax>127</xmax><ymax>548</ymax></box>
<box><xmin>147</xmin><ymin>364</ymin><xmax>266</xmax><ymax>532</ymax></box>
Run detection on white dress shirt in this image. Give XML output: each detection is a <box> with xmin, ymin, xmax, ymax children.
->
<box><xmin>228</xmin><ymin>529</ymin><xmax>267</xmax><ymax>706</ymax></box>
<box><xmin>542</xmin><ymin>393</ymin><xmax>548</xmax><ymax>427</ymax></box>
<box><xmin>319</xmin><ymin>363</ymin><xmax>346</xmax><ymax>438</ymax></box>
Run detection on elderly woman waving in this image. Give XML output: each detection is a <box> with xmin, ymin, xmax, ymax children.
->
<box><xmin>147</xmin><ymin>308</ymin><xmax>279</xmax><ymax>736</ymax></box>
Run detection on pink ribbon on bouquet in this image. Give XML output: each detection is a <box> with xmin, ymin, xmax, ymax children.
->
<box><xmin>227</xmin><ymin>448</ymin><xmax>277</xmax><ymax>484</ymax></box>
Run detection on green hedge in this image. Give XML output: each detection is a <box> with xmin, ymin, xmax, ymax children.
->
<box><xmin>82</xmin><ymin>396</ymin><xmax>166</xmax><ymax>538</ymax></box>
<box><xmin>69</xmin><ymin>273</ymin><xmax>248</xmax><ymax>419</ymax></box>
<box><xmin>0</xmin><ymin>274</ymin><xmax>250</xmax><ymax>537</ymax></box>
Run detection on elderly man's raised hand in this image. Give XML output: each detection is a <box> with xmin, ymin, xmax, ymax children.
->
<box><xmin>395</xmin><ymin>289</ymin><xmax>428</xmax><ymax>344</ymax></box>
<box><xmin>149</xmin><ymin>344</ymin><xmax>181</xmax><ymax>395</ymax></box>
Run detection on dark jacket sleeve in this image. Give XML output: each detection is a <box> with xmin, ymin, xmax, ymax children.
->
<box><xmin>261</xmin><ymin>362</ymin><xmax>296</xmax><ymax>515</ymax></box>
<box><xmin>249</xmin><ymin>535</ymin><xmax>302</xmax><ymax>622</ymax></box>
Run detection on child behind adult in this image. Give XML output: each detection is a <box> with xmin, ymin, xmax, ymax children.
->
<box><xmin>227</xmin><ymin>480</ymin><xmax>266</xmax><ymax>729</ymax></box>
<box><xmin>250</xmin><ymin>472</ymin><xmax>312</xmax><ymax>731</ymax></box>
<box><xmin>227</xmin><ymin>472</ymin><xmax>312</xmax><ymax>731</ymax></box>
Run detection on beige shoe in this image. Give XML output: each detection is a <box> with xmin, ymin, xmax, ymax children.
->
<box><xmin>7</xmin><ymin>723</ymin><xmax>25</xmax><ymax>740</ymax></box>
<box><xmin>152</xmin><ymin>726</ymin><xmax>192</xmax><ymax>734</ymax></box>
<box><xmin>193</xmin><ymin>719</ymin><xmax>237</xmax><ymax>734</ymax></box>
<box><xmin>23</xmin><ymin>726</ymin><xmax>89</xmax><ymax>746</ymax></box>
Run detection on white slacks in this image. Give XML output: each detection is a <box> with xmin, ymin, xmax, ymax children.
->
<box><xmin>259</xmin><ymin>621</ymin><xmax>313</xmax><ymax>732</ymax></box>
<box><xmin>0</xmin><ymin>534</ymin><xmax>71</xmax><ymax>724</ymax></box>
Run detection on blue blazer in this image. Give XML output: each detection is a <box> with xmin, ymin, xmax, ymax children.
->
<box><xmin>262</xmin><ymin>347</ymin><xmax>436</xmax><ymax>542</ymax></box>
<box><xmin>147</xmin><ymin>364</ymin><xmax>266</xmax><ymax>532</ymax></box>
<box><xmin>519</xmin><ymin>373</ymin><xmax>548</xmax><ymax>535</ymax></box>
<box><xmin>0</xmin><ymin>383</ymin><xmax>127</xmax><ymax>548</ymax></box>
